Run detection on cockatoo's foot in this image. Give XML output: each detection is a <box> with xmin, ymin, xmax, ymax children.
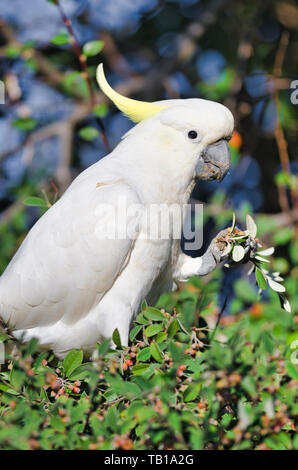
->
<box><xmin>175</xmin><ymin>228</ymin><xmax>239</xmax><ymax>280</ymax></box>
<box><xmin>210</xmin><ymin>228</ymin><xmax>232</xmax><ymax>261</ymax></box>
<box><xmin>196</xmin><ymin>229</ymin><xmax>230</xmax><ymax>276</ymax></box>
<box><xmin>188</xmin><ymin>226</ymin><xmax>258</xmax><ymax>277</ymax></box>
<box><xmin>214</xmin><ymin>226</ymin><xmax>258</xmax><ymax>262</ymax></box>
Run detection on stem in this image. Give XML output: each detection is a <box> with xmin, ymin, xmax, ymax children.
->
<box><xmin>210</xmin><ymin>296</ymin><xmax>228</xmax><ymax>342</ymax></box>
<box><xmin>272</xmin><ymin>31</ymin><xmax>298</xmax><ymax>221</ymax></box>
<box><xmin>55</xmin><ymin>0</ymin><xmax>110</xmax><ymax>152</ymax></box>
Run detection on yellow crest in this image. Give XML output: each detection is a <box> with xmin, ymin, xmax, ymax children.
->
<box><xmin>96</xmin><ymin>64</ymin><xmax>166</xmax><ymax>123</ymax></box>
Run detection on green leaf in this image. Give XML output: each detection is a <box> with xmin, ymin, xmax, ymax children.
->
<box><xmin>155</xmin><ymin>332</ymin><xmax>167</xmax><ymax>343</ymax></box>
<box><xmin>275</xmin><ymin>171</ymin><xmax>295</xmax><ymax>189</ymax></box>
<box><xmin>150</xmin><ymin>341</ymin><xmax>163</xmax><ymax>363</ymax></box>
<box><xmin>78</xmin><ymin>126</ymin><xmax>100</xmax><ymax>141</ymax></box>
<box><xmin>272</xmin><ymin>257</ymin><xmax>289</xmax><ymax>274</ymax></box>
<box><xmin>137</xmin><ymin>347</ymin><xmax>151</xmax><ymax>362</ymax></box>
<box><xmin>4</xmin><ymin>45</ymin><xmax>21</xmax><ymax>58</ymax></box>
<box><xmin>97</xmin><ymin>338</ymin><xmax>111</xmax><ymax>356</ymax></box>
<box><xmin>144</xmin><ymin>323</ymin><xmax>163</xmax><ymax>338</ymax></box>
<box><xmin>167</xmin><ymin>319</ymin><xmax>179</xmax><ymax>339</ymax></box>
<box><xmin>69</xmin><ymin>363</ymin><xmax>93</xmax><ymax>380</ymax></box>
<box><xmin>105</xmin><ymin>405</ymin><xmax>118</xmax><ymax>432</ymax></box>
<box><xmin>143</xmin><ymin>307</ymin><xmax>165</xmax><ymax>321</ymax></box>
<box><xmin>51</xmin><ymin>32</ymin><xmax>70</xmax><ymax>46</ymax></box>
<box><xmin>0</xmin><ymin>384</ymin><xmax>19</xmax><ymax>395</ymax></box>
<box><xmin>131</xmin><ymin>363</ymin><xmax>150</xmax><ymax>375</ymax></box>
<box><xmin>62</xmin><ymin>71</ymin><xmax>89</xmax><ymax>98</ymax></box>
<box><xmin>135</xmin><ymin>313</ymin><xmax>149</xmax><ymax>325</ymax></box>
<box><xmin>273</xmin><ymin>227</ymin><xmax>293</xmax><ymax>246</ymax></box>
<box><xmin>285</xmin><ymin>361</ymin><xmax>298</xmax><ymax>381</ymax></box>
<box><xmin>255</xmin><ymin>267</ymin><xmax>267</xmax><ymax>290</ymax></box>
<box><xmin>183</xmin><ymin>383</ymin><xmax>200</xmax><ymax>402</ymax></box>
<box><xmin>241</xmin><ymin>376</ymin><xmax>257</xmax><ymax>397</ymax></box>
<box><xmin>112</xmin><ymin>328</ymin><xmax>121</xmax><ymax>348</ymax></box>
<box><xmin>83</xmin><ymin>40</ymin><xmax>104</xmax><ymax>56</ymax></box>
<box><xmin>129</xmin><ymin>324</ymin><xmax>143</xmax><ymax>342</ymax></box>
<box><xmin>63</xmin><ymin>350</ymin><xmax>83</xmax><ymax>377</ymax></box>
<box><xmin>114</xmin><ymin>380</ymin><xmax>140</xmax><ymax>400</ymax></box>
<box><xmin>168</xmin><ymin>341</ymin><xmax>183</xmax><ymax>364</ymax></box>
<box><xmin>13</xmin><ymin>117</ymin><xmax>37</xmax><ymax>131</ymax></box>
<box><xmin>10</xmin><ymin>367</ymin><xmax>25</xmax><ymax>389</ymax></box>
<box><xmin>23</xmin><ymin>197</ymin><xmax>48</xmax><ymax>207</ymax></box>
<box><xmin>93</xmin><ymin>103</ymin><xmax>108</xmax><ymax>118</ymax></box>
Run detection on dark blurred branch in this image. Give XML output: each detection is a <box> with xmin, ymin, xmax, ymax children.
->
<box><xmin>272</xmin><ymin>31</ymin><xmax>298</xmax><ymax>221</ymax></box>
<box><xmin>273</xmin><ymin>31</ymin><xmax>289</xmax><ymax>79</ymax></box>
<box><xmin>55</xmin><ymin>1</ymin><xmax>94</xmax><ymax>106</ymax></box>
<box><xmin>192</xmin><ymin>199</ymin><xmax>298</xmax><ymax>231</ymax></box>
<box><xmin>0</xmin><ymin>20</ymin><xmax>66</xmax><ymax>89</ymax></box>
<box><xmin>0</xmin><ymin>75</ymin><xmax>158</xmax><ymax>167</ymax></box>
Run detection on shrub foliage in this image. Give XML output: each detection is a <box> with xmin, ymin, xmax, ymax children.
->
<box><xmin>0</xmin><ymin>275</ymin><xmax>297</xmax><ymax>450</ymax></box>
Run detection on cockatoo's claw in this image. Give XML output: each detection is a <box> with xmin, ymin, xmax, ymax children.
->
<box><xmin>211</xmin><ymin>229</ymin><xmax>231</xmax><ymax>260</ymax></box>
<box><xmin>196</xmin><ymin>229</ymin><xmax>231</xmax><ymax>276</ymax></box>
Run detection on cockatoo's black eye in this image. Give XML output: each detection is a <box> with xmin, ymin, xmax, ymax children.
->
<box><xmin>188</xmin><ymin>130</ymin><xmax>198</xmax><ymax>140</ymax></box>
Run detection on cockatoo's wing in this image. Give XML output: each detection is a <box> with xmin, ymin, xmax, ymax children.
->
<box><xmin>0</xmin><ymin>175</ymin><xmax>140</xmax><ymax>331</ymax></box>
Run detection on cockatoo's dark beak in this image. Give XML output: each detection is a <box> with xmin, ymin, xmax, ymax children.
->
<box><xmin>196</xmin><ymin>139</ymin><xmax>231</xmax><ymax>182</ymax></box>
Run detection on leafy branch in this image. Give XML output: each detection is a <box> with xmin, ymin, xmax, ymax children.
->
<box><xmin>220</xmin><ymin>214</ymin><xmax>291</xmax><ymax>312</ymax></box>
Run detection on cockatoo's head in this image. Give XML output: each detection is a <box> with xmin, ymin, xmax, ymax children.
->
<box><xmin>97</xmin><ymin>64</ymin><xmax>234</xmax><ymax>183</ymax></box>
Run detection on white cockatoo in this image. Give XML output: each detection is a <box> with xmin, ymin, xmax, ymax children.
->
<box><xmin>0</xmin><ymin>64</ymin><xmax>234</xmax><ymax>358</ymax></box>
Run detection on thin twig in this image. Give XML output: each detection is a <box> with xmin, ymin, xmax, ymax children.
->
<box><xmin>55</xmin><ymin>0</ymin><xmax>111</xmax><ymax>152</ymax></box>
<box><xmin>210</xmin><ymin>296</ymin><xmax>228</xmax><ymax>342</ymax></box>
<box><xmin>272</xmin><ymin>31</ymin><xmax>298</xmax><ymax>220</ymax></box>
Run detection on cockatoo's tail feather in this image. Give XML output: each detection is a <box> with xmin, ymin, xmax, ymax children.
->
<box><xmin>96</xmin><ymin>63</ymin><xmax>166</xmax><ymax>122</ymax></box>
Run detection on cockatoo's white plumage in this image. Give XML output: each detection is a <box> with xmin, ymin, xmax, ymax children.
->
<box><xmin>0</xmin><ymin>65</ymin><xmax>234</xmax><ymax>358</ymax></box>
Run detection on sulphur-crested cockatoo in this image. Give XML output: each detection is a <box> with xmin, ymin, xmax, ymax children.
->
<box><xmin>0</xmin><ymin>64</ymin><xmax>234</xmax><ymax>358</ymax></box>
